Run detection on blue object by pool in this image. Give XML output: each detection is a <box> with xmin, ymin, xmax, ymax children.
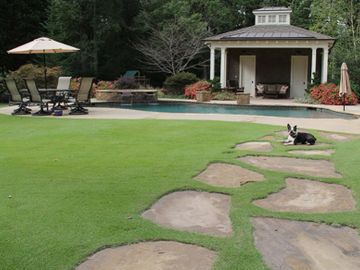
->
<box><xmin>117</xmin><ymin>103</ymin><xmax>355</xmax><ymax>119</ymax></box>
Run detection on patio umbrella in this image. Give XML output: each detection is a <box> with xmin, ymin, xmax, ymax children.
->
<box><xmin>7</xmin><ymin>37</ymin><xmax>79</xmax><ymax>89</ymax></box>
<box><xmin>339</xmin><ymin>62</ymin><xmax>351</xmax><ymax>111</ymax></box>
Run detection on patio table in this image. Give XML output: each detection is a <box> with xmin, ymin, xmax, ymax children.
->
<box><xmin>39</xmin><ymin>89</ymin><xmax>74</xmax><ymax>110</ymax></box>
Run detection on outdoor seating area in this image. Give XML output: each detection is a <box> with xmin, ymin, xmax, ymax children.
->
<box><xmin>5</xmin><ymin>76</ymin><xmax>94</xmax><ymax>116</ymax></box>
<box><xmin>256</xmin><ymin>83</ymin><xmax>289</xmax><ymax>98</ymax></box>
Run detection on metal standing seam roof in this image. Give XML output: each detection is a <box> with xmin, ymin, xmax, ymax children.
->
<box><xmin>204</xmin><ymin>25</ymin><xmax>335</xmax><ymax>41</ymax></box>
<box><xmin>253</xmin><ymin>7</ymin><xmax>291</xmax><ymax>12</ymax></box>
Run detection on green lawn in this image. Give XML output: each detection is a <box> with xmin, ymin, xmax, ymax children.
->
<box><xmin>1</xmin><ymin>115</ymin><xmax>360</xmax><ymax>270</ymax></box>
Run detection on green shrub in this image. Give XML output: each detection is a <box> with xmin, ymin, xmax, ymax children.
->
<box><xmin>212</xmin><ymin>91</ymin><xmax>237</xmax><ymax>100</ymax></box>
<box><xmin>209</xmin><ymin>77</ymin><xmax>221</xmax><ymax>92</ymax></box>
<box><xmin>163</xmin><ymin>72</ymin><xmax>199</xmax><ymax>94</ymax></box>
<box><xmin>8</xmin><ymin>64</ymin><xmax>62</xmax><ymax>89</ymax></box>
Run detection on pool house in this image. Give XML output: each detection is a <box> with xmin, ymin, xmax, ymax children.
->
<box><xmin>204</xmin><ymin>7</ymin><xmax>335</xmax><ymax>98</ymax></box>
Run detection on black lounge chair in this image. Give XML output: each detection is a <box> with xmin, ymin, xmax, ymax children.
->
<box><xmin>69</xmin><ymin>77</ymin><xmax>94</xmax><ymax>115</ymax></box>
<box><xmin>24</xmin><ymin>79</ymin><xmax>52</xmax><ymax>116</ymax></box>
<box><xmin>4</xmin><ymin>78</ymin><xmax>31</xmax><ymax>115</ymax></box>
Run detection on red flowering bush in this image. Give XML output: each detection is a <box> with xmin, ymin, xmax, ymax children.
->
<box><xmin>184</xmin><ymin>80</ymin><xmax>212</xmax><ymax>99</ymax></box>
<box><xmin>310</xmin><ymin>83</ymin><xmax>358</xmax><ymax>105</ymax></box>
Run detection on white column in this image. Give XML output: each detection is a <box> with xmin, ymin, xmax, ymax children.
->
<box><xmin>311</xmin><ymin>47</ymin><xmax>317</xmax><ymax>82</ymax></box>
<box><xmin>220</xmin><ymin>47</ymin><xmax>226</xmax><ymax>88</ymax></box>
<box><xmin>210</xmin><ymin>47</ymin><xmax>215</xmax><ymax>80</ymax></box>
<box><xmin>321</xmin><ymin>47</ymin><xmax>329</xmax><ymax>83</ymax></box>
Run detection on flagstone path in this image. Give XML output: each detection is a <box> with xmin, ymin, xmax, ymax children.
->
<box><xmin>252</xmin><ymin>217</ymin><xmax>360</xmax><ymax>270</ymax></box>
<box><xmin>253</xmin><ymin>178</ymin><xmax>355</xmax><ymax>213</ymax></box>
<box><xmin>76</xmin><ymin>241</ymin><xmax>217</xmax><ymax>270</ymax></box>
<box><xmin>76</xmin><ymin>134</ymin><xmax>360</xmax><ymax>270</ymax></box>
<box><xmin>318</xmin><ymin>131</ymin><xmax>355</xmax><ymax>141</ymax></box>
<box><xmin>235</xmin><ymin>141</ymin><xmax>273</xmax><ymax>152</ymax></box>
<box><xmin>142</xmin><ymin>191</ymin><xmax>232</xmax><ymax>236</ymax></box>
<box><xmin>195</xmin><ymin>163</ymin><xmax>264</xmax><ymax>187</ymax></box>
<box><xmin>239</xmin><ymin>156</ymin><xmax>342</xmax><ymax>178</ymax></box>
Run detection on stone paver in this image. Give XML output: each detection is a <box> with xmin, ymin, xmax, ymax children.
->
<box><xmin>142</xmin><ymin>191</ymin><xmax>232</xmax><ymax>236</ymax></box>
<box><xmin>254</xmin><ymin>178</ymin><xmax>355</xmax><ymax>213</ymax></box>
<box><xmin>252</xmin><ymin>217</ymin><xmax>360</xmax><ymax>270</ymax></box>
<box><xmin>288</xmin><ymin>149</ymin><xmax>335</xmax><ymax>156</ymax></box>
<box><xmin>260</xmin><ymin>135</ymin><xmax>275</xmax><ymax>141</ymax></box>
<box><xmin>236</xmin><ymin>141</ymin><xmax>273</xmax><ymax>152</ymax></box>
<box><xmin>76</xmin><ymin>241</ymin><xmax>217</xmax><ymax>270</ymax></box>
<box><xmin>319</xmin><ymin>131</ymin><xmax>355</xmax><ymax>141</ymax></box>
<box><xmin>239</xmin><ymin>156</ymin><xmax>342</xmax><ymax>178</ymax></box>
<box><xmin>195</xmin><ymin>163</ymin><xmax>264</xmax><ymax>188</ymax></box>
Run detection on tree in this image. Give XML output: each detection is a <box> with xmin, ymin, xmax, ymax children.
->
<box><xmin>0</xmin><ymin>0</ymin><xmax>49</xmax><ymax>73</ymax></box>
<box><xmin>134</xmin><ymin>0</ymin><xmax>209</xmax><ymax>74</ymax></box>
<box><xmin>46</xmin><ymin>0</ymin><xmax>140</xmax><ymax>79</ymax></box>
<box><xmin>136</xmin><ymin>19</ymin><xmax>209</xmax><ymax>74</ymax></box>
<box><xmin>310</xmin><ymin>0</ymin><xmax>360</xmax><ymax>95</ymax></box>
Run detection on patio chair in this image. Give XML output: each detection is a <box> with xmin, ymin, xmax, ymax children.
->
<box><xmin>54</xmin><ymin>76</ymin><xmax>72</xmax><ymax>109</ymax></box>
<box><xmin>69</xmin><ymin>77</ymin><xmax>94</xmax><ymax>115</ymax></box>
<box><xmin>56</xmin><ymin>76</ymin><xmax>72</xmax><ymax>90</ymax></box>
<box><xmin>4</xmin><ymin>78</ymin><xmax>31</xmax><ymax>115</ymax></box>
<box><xmin>24</xmin><ymin>79</ymin><xmax>52</xmax><ymax>115</ymax></box>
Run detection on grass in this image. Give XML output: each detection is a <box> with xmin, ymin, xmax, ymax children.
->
<box><xmin>0</xmin><ymin>115</ymin><xmax>360</xmax><ymax>270</ymax></box>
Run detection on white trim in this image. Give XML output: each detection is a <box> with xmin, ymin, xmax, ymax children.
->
<box><xmin>220</xmin><ymin>48</ymin><xmax>226</xmax><ymax>88</ymax></box>
<box><xmin>321</xmin><ymin>47</ymin><xmax>329</xmax><ymax>83</ymax></box>
<box><xmin>311</xmin><ymin>47</ymin><xmax>317</xmax><ymax>82</ymax></box>
<box><xmin>205</xmin><ymin>40</ymin><xmax>333</xmax><ymax>49</ymax></box>
<box><xmin>210</xmin><ymin>47</ymin><xmax>215</xmax><ymax>80</ymax></box>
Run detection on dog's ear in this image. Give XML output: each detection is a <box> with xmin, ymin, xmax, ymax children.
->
<box><xmin>293</xmin><ymin>125</ymin><xmax>297</xmax><ymax>132</ymax></box>
<box><xmin>287</xmin><ymin>123</ymin><xmax>291</xmax><ymax>131</ymax></box>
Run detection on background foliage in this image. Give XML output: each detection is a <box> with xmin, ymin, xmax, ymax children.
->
<box><xmin>1</xmin><ymin>0</ymin><xmax>359</xmax><ymax>92</ymax></box>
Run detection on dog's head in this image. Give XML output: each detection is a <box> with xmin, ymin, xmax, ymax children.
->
<box><xmin>287</xmin><ymin>123</ymin><xmax>298</xmax><ymax>138</ymax></box>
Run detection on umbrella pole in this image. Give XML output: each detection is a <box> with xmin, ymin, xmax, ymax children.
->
<box><xmin>343</xmin><ymin>94</ymin><xmax>345</xmax><ymax>111</ymax></box>
<box><xmin>43</xmin><ymin>53</ymin><xmax>47</xmax><ymax>89</ymax></box>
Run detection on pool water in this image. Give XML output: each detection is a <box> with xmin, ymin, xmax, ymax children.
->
<box><xmin>106</xmin><ymin>102</ymin><xmax>356</xmax><ymax>119</ymax></box>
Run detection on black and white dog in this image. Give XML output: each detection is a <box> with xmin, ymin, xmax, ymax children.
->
<box><xmin>283</xmin><ymin>124</ymin><xmax>317</xmax><ymax>145</ymax></box>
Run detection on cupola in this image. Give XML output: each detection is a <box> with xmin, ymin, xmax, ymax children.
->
<box><xmin>253</xmin><ymin>7</ymin><xmax>292</xmax><ymax>25</ymax></box>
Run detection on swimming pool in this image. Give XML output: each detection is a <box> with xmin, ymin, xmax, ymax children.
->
<box><xmin>100</xmin><ymin>102</ymin><xmax>356</xmax><ymax>119</ymax></box>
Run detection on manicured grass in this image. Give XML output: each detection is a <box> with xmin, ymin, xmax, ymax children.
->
<box><xmin>1</xmin><ymin>115</ymin><xmax>359</xmax><ymax>270</ymax></box>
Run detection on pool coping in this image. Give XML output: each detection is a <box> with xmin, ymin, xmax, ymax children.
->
<box><xmin>156</xmin><ymin>98</ymin><xmax>360</xmax><ymax>117</ymax></box>
<box><xmin>91</xmin><ymin>100</ymin><xmax>357</xmax><ymax>120</ymax></box>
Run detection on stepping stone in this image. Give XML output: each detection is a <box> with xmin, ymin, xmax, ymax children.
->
<box><xmin>239</xmin><ymin>156</ymin><xmax>341</xmax><ymax>178</ymax></box>
<box><xmin>76</xmin><ymin>241</ymin><xmax>217</xmax><ymax>270</ymax></box>
<box><xmin>288</xmin><ymin>149</ymin><xmax>335</xmax><ymax>156</ymax></box>
<box><xmin>142</xmin><ymin>191</ymin><xmax>232</xmax><ymax>236</ymax></box>
<box><xmin>254</xmin><ymin>178</ymin><xmax>355</xmax><ymax>213</ymax></box>
<box><xmin>252</xmin><ymin>217</ymin><xmax>360</xmax><ymax>270</ymax></box>
<box><xmin>236</xmin><ymin>141</ymin><xmax>273</xmax><ymax>152</ymax></box>
<box><xmin>319</xmin><ymin>131</ymin><xmax>355</xmax><ymax>141</ymax></box>
<box><xmin>260</xmin><ymin>135</ymin><xmax>275</xmax><ymax>141</ymax></box>
<box><xmin>195</xmin><ymin>163</ymin><xmax>265</xmax><ymax>188</ymax></box>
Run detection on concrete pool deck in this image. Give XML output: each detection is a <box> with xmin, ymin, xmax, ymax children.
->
<box><xmin>1</xmin><ymin>98</ymin><xmax>360</xmax><ymax>134</ymax></box>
